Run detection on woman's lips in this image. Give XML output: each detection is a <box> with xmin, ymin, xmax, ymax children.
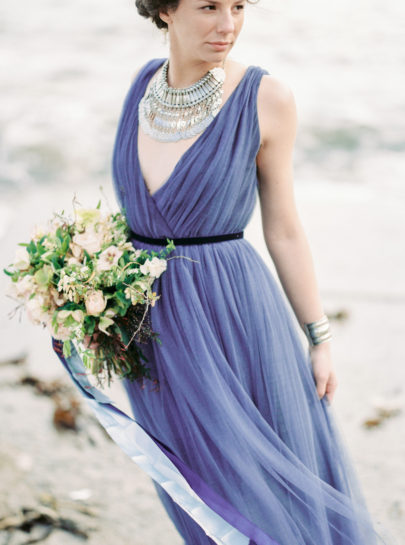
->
<box><xmin>208</xmin><ymin>42</ymin><xmax>230</xmax><ymax>50</ymax></box>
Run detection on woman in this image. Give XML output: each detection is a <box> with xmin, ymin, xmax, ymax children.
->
<box><xmin>57</xmin><ymin>1</ymin><xmax>396</xmax><ymax>544</ymax></box>
<box><xmin>132</xmin><ymin>0</ymin><xmax>337</xmax><ymax>405</ymax></box>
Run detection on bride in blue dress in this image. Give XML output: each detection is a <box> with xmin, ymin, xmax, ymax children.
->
<box><xmin>53</xmin><ymin>1</ymin><xmax>398</xmax><ymax>544</ymax></box>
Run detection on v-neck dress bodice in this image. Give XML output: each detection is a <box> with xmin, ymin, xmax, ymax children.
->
<box><xmin>136</xmin><ymin>62</ymin><xmax>256</xmax><ymax>200</ymax></box>
<box><xmin>112</xmin><ymin>58</ymin><xmax>263</xmax><ymax>240</ymax></box>
<box><xmin>53</xmin><ymin>57</ymin><xmax>393</xmax><ymax>545</ymax></box>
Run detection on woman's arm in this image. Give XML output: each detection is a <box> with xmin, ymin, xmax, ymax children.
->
<box><xmin>255</xmin><ymin>75</ymin><xmax>337</xmax><ymax>403</ymax></box>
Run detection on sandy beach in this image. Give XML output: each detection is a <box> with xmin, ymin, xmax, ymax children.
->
<box><xmin>1</xmin><ymin>0</ymin><xmax>404</xmax><ymax>543</ymax></box>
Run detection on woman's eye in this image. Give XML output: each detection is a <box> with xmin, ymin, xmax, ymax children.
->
<box><xmin>201</xmin><ymin>4</ymin><xmax>245</xmax><ymax>10</ymax></box>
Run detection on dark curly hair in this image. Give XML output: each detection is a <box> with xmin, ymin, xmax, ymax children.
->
<box><xmin>135</xmin><ymin>0</ymin><xmax>259</xmax><ymax>30</ymax></box>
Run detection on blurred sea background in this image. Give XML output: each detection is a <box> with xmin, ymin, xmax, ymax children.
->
<box><xmin>0</xmin><ymin>0</ymin><xmax>404</xmax><ymax>543</ymax></box>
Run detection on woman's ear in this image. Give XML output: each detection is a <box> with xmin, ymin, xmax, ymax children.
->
<box><xmin>158</xmin><ymin>9</ymin><xmax>171</xmax><ymax>26</ymax></box>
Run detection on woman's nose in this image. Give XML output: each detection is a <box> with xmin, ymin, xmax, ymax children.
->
<box><xmin>216</xmin><ymin>9</ymin><xmax>235</xmax><ymax>34</ymax></box>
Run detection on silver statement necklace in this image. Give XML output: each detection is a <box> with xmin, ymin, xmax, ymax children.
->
<box><xmin>138</xmin><ymin>59</ymin><xmax>226</xmax><ymax>142</ymax></box>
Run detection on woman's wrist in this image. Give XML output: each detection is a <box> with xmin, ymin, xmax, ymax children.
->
<box><xmin>301</xmin><ymin>313</ymin><xmax>332</xmax><ymax>347</ymax></box>
<box><xmin>309</xmin><ymin>338</ymin><xmax>331</xmax><ymax>351</ymax></box>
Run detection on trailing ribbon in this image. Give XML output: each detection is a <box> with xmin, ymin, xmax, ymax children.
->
<box><xmin>51</xmin><ymin>338</ymin><xmax>281</xmax><ymax>545</ymax></box>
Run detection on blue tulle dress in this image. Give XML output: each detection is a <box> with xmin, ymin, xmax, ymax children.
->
<box><xmin>53</xmin><ymin>57</ymin><xmax>397</xmax><ymax>545</ymax></box>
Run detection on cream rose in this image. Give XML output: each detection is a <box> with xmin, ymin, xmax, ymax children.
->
<box><xmin>14</xmin><ymin>274</ymin><xmax>35</xmax><ymax>300</ymax></box>
<box><xmin>47</xmin><ymin>317</ymin><xmax>71</xmax><ymax>341</ymax></box>
<box><xmin>66</xmin><ymin>256</ymin><xmax>81</xmax><ymax>266</ymax></box>
<box><xmin>120</xmin><ymin>242</ymin><xmax>139</xmax><ymax>253</ymax></box>
<box><xmin>58</xmin><ymin>309</ymin><xmax>84</xmax><ymax>323</ymax></box>
<box><xmin>69</xmin><ymin>241</ymin><xmax>84</xmax><ymax>260</ymax></box>
<box><xmin>139</xmin><ymin>257</ymin><xmax>167</xmax><ymax>278</ymax></box>
<box><xmin>50</xmin><ymin>286</ymin><xmax>66</xmax><ymax>306</ymax></box>
<box><xmin>26</xmin><ymin>295</ymin><xmax>52</xmax><ymax>325</ymax></box>
<box><xmin>30</xmin><ymin>223</ymin><xmax>47</xmax><ymax>241</ymax></box>
<box><xmin>72</xmin><ymin>225</ymin><xmax>104</xmax><ymax>255</ymax></box>
<box><xmin>14</xmin><ymin>247</ymin><xmax>31</xmax><ymax>271</ymax></box>
<box><xmin>85</xmin><ymin>290</ymin><xmax>107</xmax><ymax>316</ymax></box>
<box><xmin>71</xmin><ymin>309</ymin><xmax>84</xmax><ymax>322</ymax></box>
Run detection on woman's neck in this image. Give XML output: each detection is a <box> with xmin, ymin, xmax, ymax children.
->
<box><xmin>164</xmin><ymin>53</ymin><xmax>227</xmax><ymax>88</ymax></box>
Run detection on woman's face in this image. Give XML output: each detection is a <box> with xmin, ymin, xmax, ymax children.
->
<box><xmin>160</xmin><ymin>0</ymin><xmax>246</xmax><ymax>64</ymax></box>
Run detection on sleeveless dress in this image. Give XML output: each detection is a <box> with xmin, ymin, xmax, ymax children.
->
<box><xmin>52</xmin><ymin>58</ymin><xmax>396</xmax><ymax>545</ymax></box>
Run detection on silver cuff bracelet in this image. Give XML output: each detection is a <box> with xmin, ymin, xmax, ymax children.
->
<box><xmin>302</xmin><ymin>314</ymin><xmax>332</xmax><ymax>346</ymax></box>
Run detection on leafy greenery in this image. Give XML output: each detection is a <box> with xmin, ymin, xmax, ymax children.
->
<box><xmin>3</xmin><ymin>202</ymin><xmax>178</xmax><ymax>388</ymax></box>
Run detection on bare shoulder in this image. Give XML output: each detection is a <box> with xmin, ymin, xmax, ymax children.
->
<box><xmin>256</xmin><ymin>74</ymin><xmax>298</xmax><ymax>148</ymax></box>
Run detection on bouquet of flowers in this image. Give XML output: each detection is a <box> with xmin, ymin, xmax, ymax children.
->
<box><xmin>3</xmin><ymin>198</ymin><xmax>175</xmax><ymax>387</ymax></box>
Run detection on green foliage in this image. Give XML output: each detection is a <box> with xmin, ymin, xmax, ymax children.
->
<box><xmin>114</xmin><ymin>290</ymin><xmax>132</xmax><ymax>316</ymax></box>
<box><xmin>50</xmin><ymin>254</ymin><xmax>64</xmax><ymax>270</ymax></box>
<box><xmin>26</xmin><ymin>240</ymin><xmax>37</xmax><ymax>256</ymax></box>
<box><xmin>62</xmin><ymin>340</ymin><xmax>72</xmax><ymax>358</ymax></box>
<box><xmin>60</xmin><ymin>232</ymin><xmax>71</xmax><ymax>254</ymax></box>
<box><xmin>84</xmin><ymin>315</ymin><xmax>96</xmax><ymax>335</ymax></box>
<box><xmin>83</xmin><ymin>249</ymin><xmax>92</xmax><ymax>265</ymax></box>
<box><xmin>3</xmin><ymin>267</ymin><xmax>14</xmax><ymax>277</ymax></box>
<box><xmin>64</xmin><ymin>314</ymin><xmax>78</xmax><ymax>327</ymax></box>
<box><xmin>52</xmin><ymin>310</ymin><xmax>58</xmax><ymax>328</ymax></box>
<box><xmin>34</xmin><ymin>265</ymin><xmax>53</xmax><ymax>286</ymax></box>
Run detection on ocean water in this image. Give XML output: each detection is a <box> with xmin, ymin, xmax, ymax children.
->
<box><xmin>0</xmin><ymin>0</ymin><xmax>404</xmax><ymax>205</ymax></box>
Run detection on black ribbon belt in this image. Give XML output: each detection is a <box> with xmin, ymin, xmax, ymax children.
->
<box><xmin>129</xmin><ymin>230</ymin><xmax>244</xmax><ymax>246</ymax></box>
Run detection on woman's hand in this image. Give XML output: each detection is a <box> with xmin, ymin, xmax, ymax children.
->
<box><xmin>309</xmin><ymin>341</ymin><xmax>338</xmax><ymax>403</ymax></box>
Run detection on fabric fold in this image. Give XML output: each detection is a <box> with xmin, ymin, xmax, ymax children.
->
<box><xmin>51</xmin><ymin>338</ymin><xmax>281</xmax><ymax>545</ymax></box>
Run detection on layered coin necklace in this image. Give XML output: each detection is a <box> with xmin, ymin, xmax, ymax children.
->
<box><xmin>138</xmin><ymin>59</ymin><xmax>226</xmax><ymax>142</ymax></box>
